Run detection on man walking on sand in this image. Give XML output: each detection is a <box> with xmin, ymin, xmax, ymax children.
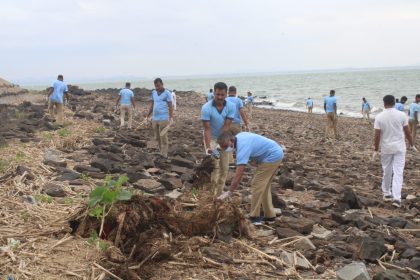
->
<box><xmin>408</xmin><ymin>94</ymin><xmax>420</xmax><ymax>145</ymax></box>
<box><xmin>306</xmin><ymin>97</ymin><xmax>313</xmax><ymax>113</ymax></box>
<box><xmin>362</xmin><ymin>97</ymin><xmax>371</xmax><ymax>120</ymax></box>
<box><xmin>201</xmin><ymin>82</ymin><xmax>236</xmax><ymax>196</ymax></box>
<box><xmin>146</xmin><ymin>78</ymin><xmax>173</xmax><ymax>158</ymax></box>
<box><xmin>324</xmin><ymin>90</ymin><xmax>338</xmax><ymax>139</ymax></box>
<box><xmin>115</xmin><ymin>82</ymin><xmax>135</xmax><ymax>129</ymax></box>
<box><xmin>373</xmin><ymin>95</ymin><xmax>416</xmax><ymax>208</ymax></box>
<box><xmin>226</xmin><ymin>86</ymin><xmax>249</xmax><ymax>134</ymax></box>
<box><xmin>47</xmin><ymin>74</ymin><xmax>68</xmax><ymax>125</ymax></box>
<box><xmin>217</xmin><ymin>131</ymin><xmax>284</xmax><ymax>225</ymax></box>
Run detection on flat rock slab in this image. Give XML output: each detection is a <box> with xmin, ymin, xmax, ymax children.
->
<box><xmin>336</xmin><ymin>262</ymin><xmax>370</xmax><ymax>280</ymax></box>
<box><xmin>43</xmin><ymin>183</ymin><xmax>66</xmax><ymax>197</ymax></box>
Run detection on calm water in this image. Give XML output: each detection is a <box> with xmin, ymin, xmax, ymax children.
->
<box><xmin>27</xmin><ymin>68</ymin><xmax>420</xmax><ymax>117</ymax></box>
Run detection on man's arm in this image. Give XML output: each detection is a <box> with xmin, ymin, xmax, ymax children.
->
<box><xmin>131</xmin><ymin>96</ymin><xmax>136</xmax><ymax>109</ymax></box>
<box><xmin>403</xmin><ymin>125</ymin><xmax>414</xmax><ymax>147</ymax></box>
<box><xmin>115</xmin><ymin>96</ymin><xmax>121</xmax><ymax>107</ymax></box>
<box><xmin>147</xmin><ymin>101</ymin><xmax>154</xmax><ymax>118</ymax></box>
<box><xmin>229</xmin><ymin>165</ymin><xmax>246</xmax><ymax>192</ymax></box>
<box><xmin>374</xmin><ymin>129</ymin><xmax>381</xmax><ymax>151</ymax></box>
<box><xmin>324</xmin><ymin>102</ymin><xmax>326</xmax><ymax>112</ymax></box>
<box><xmin>222</xmin><ymin>119</ymin><xmax>233</xmax><ymax>132</ymax></box>
<box><xmin>415</xmin><ymin>111</ymin><xmax>418</xmax><ymax>122</ymax></box>
<box><xmin>47</xmin><ymin>87</ymin><xmax>53</xmax><ymax>97</ymax></box>
<box><xmin>203</xmin><ymin>121</ymin><xmax>212</xmax><ymax>153</ymax></box>
<box><xmin>239</xmin><ymin>108</ymin><xmax>249</xmax><ymax>127</ymax></box>
<box><xmin>334</xmin><ymin>103</ymin><xmax>337</xmax><ymax>115</ymax></box>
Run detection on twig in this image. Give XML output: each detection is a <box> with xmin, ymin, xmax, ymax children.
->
<box><xmin>93</xmin><ymin>262</ymin><xmax>123</xmax><ymax>280</ymax></box>
<box><xmin>114</xmin><ymin>212</ymin><xmax>126</xmax><ymax>247</ymax></box>
<box><xmin>65</xmin><ymin>270</ymin><xmax>83</xmax><ymax>278</ymax></box>
<box><xmin>368</xmin><ymin>207</ymin><xmax>373</xmax><ymax>219</ymax></box>
<box><xmin>296</xmin><ymin>251</ymin><xmax>316</xmax><ymax>271</ymax></box>
<box><xmin>51</xmin><ymin>235</ymin><xmax>73</xmax><ymax>249</ymax></box>
<box><xmin>279</xmin><ymin>237</ymin><xmax>305</xmax><ymax>248</ymax></box>
<box><xmin>397</xmin><ymin>228</ymin><xmax>420</xmax><ymax>232</ymax></box>
<box><xmin>377</xmin><ymin>260</ymin><xmax>420</xmax><ymax>277</ymax></box>
<box><xmin>203</xmin><ymin>256</ymin><xmax>223</xmax><ymax>266</ymax></box>
<box><xmin>129</xmin><ymin>250</ymin><xmax>157</xmax><ymax>270</ymax></box>
<box><xmin>233</xmin><ymin>258</ymin><xmax>276</xmax><ymax>269</ymax></box>
<box><xmin>167</xmin><ymin>261</ymin><xmax>195</xmax><ymax>267</ymax></box>
<box><xmin>235</xmin><ymin>239</ymin><xmax>288</xmax><ymax>267</ymax></box>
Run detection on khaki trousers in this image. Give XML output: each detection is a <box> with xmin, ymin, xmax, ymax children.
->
<box><xmin>120</xmin><ymin>105</ymin><xmax>132</xmax><ymax>128</ymax></box>
<box><xmin>152</xmin><ymin>120</ymin><xmax>169</xmax><ymax>157</ymax></box>
<box><xmin>246</xmin><ymin>103</ymin><xmax>253</xmax><ymax>118</ymax></box>
<box><xmin>409</xmin><ymin>119</ymin><xmax>418</xmax><ymax>145</ymax></box>
<box><xmin>307</xmin><ymin>107</ymin><xmax>313</xmax><ymax>113</ymax></box>
<box><xmin>211</xmin><ymin>149</ymin><xmax>230</xmax><ymax>196</ymax></box>
<box><xmin>250</xmin><ymin>160</ymin><xmax>282</xmax><ymax>218</ymax></box>
<box><xmin>362</xmin><ymin>109</ymin><xmax>370</xmax><ymax>120</ymax></box>
<box><xmin>325</xmin><ymin>112</ymin><xmax>338</xmax><ymax>138</ymax></box>
<box><xmin>48</xmin><ymin>101</ymin><xmax>64</xmax><ymax>125</ymax></box>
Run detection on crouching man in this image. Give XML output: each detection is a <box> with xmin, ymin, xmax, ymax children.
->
<box><xmin>217</xmin><ymin>131</ymin><xmax>284</xmax><ymax>225</ymax></box>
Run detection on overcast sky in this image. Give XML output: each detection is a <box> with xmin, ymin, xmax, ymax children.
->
<box><xmin>1</xmin><ymin>0</ymin><xmax>420</xmax><ymax>84</ymax></box>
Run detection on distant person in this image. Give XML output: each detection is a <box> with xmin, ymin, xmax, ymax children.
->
<box><xmin>306</xmin><ymin>97</ymin><xmax>313</xmax><ymax>113</ymax></box>
<box><xmin>408</xmin><ymin>94</ymin><xmax>420</xmax><ymax>145</ymax></box>
<box><xmin>373</xmin><ymin>95</ymin><xmax>416</xmax><ymax>208</ymax></box>
<box><xmin>146</xmin><ymin>78</ymin><xmax>173</xmax><ymax>158</ymax></box>
<box><xmin>115</xmin><ymin>82</ymin><xmax>135</xmax><ymax>129</ymax></box>
<box><xmin>216</xmin><ymin>131</ymin><xmax>284</xmax><ymax>225</ymax></box>
<box><xmin>246</xmin><ymin>91</ymin><xmax>254</xmax><ymax>117</ymax></box>
<box><xmin>361</xmin><ymin>97</ymin><xmax>371</xmax><ymax>120</ymax></box>
<box><xmin>324</xmin><ymin>90</ymin><xmax>338</xmax><ymax>139</ymax></box>
<box><xmin>172</xmin><ymin>89</ymin><xmax>177</xmax><ymax>110</ymax></box>
<box><xmin>226</xmin><ymin>86</ymin><xmax>250</xmax><ymax>134</ymax></box>
<box><xmin>201</xmin><ymin>82</ymin><xmax>235</xmax><ymax>196</ymax></box>
<box><xmin>395</xmin><ymin>96</ymin><xmax>407</xmax><ymax>112</ymax></box>
<box><xmin>206</xmin><ymin>89</ymin><xmax>214</xmax><ymax>102</ymax></box>
<box><xmin>47</xmin><ymin>74</ymin><xmax>68</xmax><ymax>125</ymax></box>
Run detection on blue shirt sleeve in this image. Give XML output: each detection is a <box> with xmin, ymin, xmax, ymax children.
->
<box><xmin>64</xmin><ymin>84</ymin><xmax>68</xmax><ymax>92</ymax></box>
<box><xmin>239</xmin><ymin>99</ymin><xmax>244</xmax><ymax>109</ymax></box>
<box><xmin>166</xmin><ymin>91</ymin><xmax>173</xmax><ymax>102</ymax></box>
<box><xmin>236</xmin><ymin>145</ymin><xmax>251</xmax><ymax>165</ymax></box>
<box><xmin>201</xmin><ymin>105</ymin><xmax>211</xmax><ymax>121</ymax></box>
<box><xmin>226</xmin><ymin>102</ymin><xmax>235</xmax><ymax>119</ymax></box>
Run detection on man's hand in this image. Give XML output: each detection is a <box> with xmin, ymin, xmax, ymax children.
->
<box><xmin>411</xmin><ymin>146</ymin><xmax>418</xmax><ymax>152</ymax></box>
<box><xmin>371</xmin><ymin>151</ymin><xmax>378</xmax><ymax>161</ymax></box>
<box><xmin>217</xmin><ymin>191</ymin><xmax>231</xmax><ymax>200</ymax></box>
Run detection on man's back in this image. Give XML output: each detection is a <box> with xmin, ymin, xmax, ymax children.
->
<box><xmin>324</xmin><ymin>96</ymin><xmax>337</xmax><ymax>112</ymax></box>
<box><xmin>50</xmin><ymin>80</ymin><xmax>68</xmax><ymax>103</ymax></box>
<box><xmin>374</xmin><ymin>108</ymin><xmax>407</xmax><ymax>154</ymax></box>
<box><xmin>119</xmin><ymin>88</ymin><xmax>134</xmax><ymax>105</ymax></box>
<box><xmin>226</xmin><ymin>96</ymin><xmax>244</xmax><ymax>124</ymax></box>
<box><xmin>409</xmin><ymin>102</ymin><xmax>419</xmax><ymax>119</ymax></box>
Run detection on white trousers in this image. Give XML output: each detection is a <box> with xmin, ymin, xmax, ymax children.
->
<box><xmin>381</xmin><ymin>152</ymin><xmax>405</xmax><ymax>201</ymax></box>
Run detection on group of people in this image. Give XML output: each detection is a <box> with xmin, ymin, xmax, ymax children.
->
<box><xmin>46</xmin><ymin>74</ymin><xmax>419</xmax><ymax>224</ymax></box>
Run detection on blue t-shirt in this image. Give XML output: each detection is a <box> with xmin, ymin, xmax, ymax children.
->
<box><xmin>362</xmin><ymin>102</ymin><xmax>370</xmax><ymax>111</ymax></box>
<box><xmin>409</xmin><ymin>102</ymin><xmax>420</xmax><ymax>120</ymax></box>
<box><xmin>119</xmin><ymin>88</ymin><xmax>134</xmax><ymax>105</ymax></box>
<box><xmin>306</xmin><ymin>99</ymin><xmax>313</xmax><ymax>107</ymax></box>
<box><xmin>201</xmin><ymin>100</ymin><xmax>236</xmax><ymax>139</ymax></box>
<box><xmin>207</xmin><ymin>92</ymin><xmax>214</xmax><ymax>101</ymax></box>
<box><xmin>324</xmin><ymin>96</ymin><xmax>337</xmax><ymax>113</ymax></box>
<box><xmin>247</xmin><ymin>96</ymin><xmax>254</xmax><ymax>104</ymax></box>
<box><xmin>395</xmin><ymin>102</ymin><xmax>404</xmax><ymax>112</ymax></box>
<box><xmin>49</xmin><ymin>80</ymin><xmax>68</xmax><ymax>104</ymax></box>
<box><xmin>226</xmin><ymin>96</ymin><xmax>244</xmax><ymax>124</ymax></box>
<box><xmin>151</xmin><ymin>89</ymin><xmax>173</xmax><ymax>121</ymax></box>
<box><xmin>236</xmin><ymin>132</ymin><xmax>284</xmax><ymax>165</ymax></box>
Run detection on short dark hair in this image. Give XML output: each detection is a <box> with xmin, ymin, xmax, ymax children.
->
<box><xmin>228</xmin><ymin>86</ymin><xmax>237</xmax><ymax>93</ymax></box>
<box><xmin>154</xmin><ymin>78</ymin><xmax>163</xmax><ymax>84</ymax></box>
<box><xmin>58</xmin><ymin>74</ymin><xmax>63</xmax><ymax>79</ymax></box>
<box><xmin>416</xmin><ymin>94</ymin><xmax>420</xmax><ymax>99</ymax></box>
<box><xmin>383</xmin><ymin>95</ymin><xmax>395</xmax><ymax>106</ymax></box>
<box><xmin>209</xmin><ymin>89</ymin><xmax>213</xmax><ymax>92</ymax></box>
<box><xmin>217</xmin><ymin>131</ymin><xmax>234</xmax><ymax>146</ymax></box>
<box><xmin>125</xmin><ymin>82</ymin><xmax>131</xmax><ymax>88</ymax></box>
<box><xmin>330</xmin><ymin>90</ymin><xmax>335</xmax><ymax>95</ymax></box>
<box><xmin>214</xmin><ymin>82</ymin><xmax>228</xmax><ymax>92</ymax></box>
<box><xmin>401</xmin><ymin>96</ymin><xmax>408</xmax><ymax>102</ymax></box>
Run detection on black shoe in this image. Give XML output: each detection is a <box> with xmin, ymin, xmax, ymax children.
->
<box><xmin>392</xmin><ymin>200</ymin><xmax>401</xmax><ymax>208</ymax></box>
<box><xmin>263</xmin><ymin>217</ymin><xmax>276</xmax><ymax>224</ymax></box>
<box><xmin>249</xmin><ymin>216</ymin><xmax>263</xmax><ymax>226</ymax></box>
<box><xmin>383</xmin><ymin>195</ymin><xmax>392</xmax><ymax>202</ymax></box>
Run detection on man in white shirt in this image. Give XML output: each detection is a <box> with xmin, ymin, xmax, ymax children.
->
<box><xmin>171</xmin><ymin>89</ymin><xmax>177</xmax><ymax>111</ymax></box>
<box><xmin>373</xmin><ymin>95</ymin><xmax>416</xmax><ymax>208</ymax></box>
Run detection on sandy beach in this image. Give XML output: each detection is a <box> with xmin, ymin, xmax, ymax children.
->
<box><xmin>0</xmin><ymin>87</ymin><xmax>419</xmax><ymax>279</ymax></box>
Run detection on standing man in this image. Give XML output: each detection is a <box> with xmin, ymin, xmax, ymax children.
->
<box><xmin>146</xmin><ymin>78</ymin><xmax>173</xmax><ymax>158</ymax></box>
<box><xmin>361</xmin><ymin>97</ymin><xmax>371</xmax><ymax>120</ymax></box>
<box><xmin>408</xmin><ymin>94</ymin><xmax>420</xmax><ymax>145</ymax></box>
<box><xmin>201</xmin><ymin>82</ymin><xmax>236</xmax><ymax>196</ymax></box>
<box><xmin>306</xmin><ymin>97</ymin><xmax>314</xmax><ymax>113</ymax></box>
<box><xmin>47</xmin><ymin>74</ymin><xmax>68</xmax><ymax>125</ymax></box>
<box><xmin>207</xmin><ymin>89</ymin><xmax>214</xmax><ymax>102</ymax></box>
<box><xmin>246</xmin><ymin>91</ymin><xmax>254</xmax><ymax>118</ymax></box>
<box><xmin>171</xmin><ymin>89</ymin><xmax>177</xmax><ymax>111</ymax></box>
<box><xmin>217</xmin><ymin>131</ymin><xmax>284</xmax><ymax>225</ymax></box>
<box><xmin>115</xmin><ymin>82</ymin><xmax>135</xmax><ymax>129</ymax></box>
<box><xmin>373</xmin><ymin>95</ymin><xmax>416</xmax><ymax>208</ymax></box>
<box><xmin>226</xmin><ymin>86</ymin><xmax>249</xmax><ymax>134</ymax></box>
<box><xmin>324</xmin><ymin>90</ymin><xmax>338</xmax><ymax>139</ymax></box>
<box><xmin>395</xmin><ymin>96</ymin><xmax>407</xmax><ymax>112</ymax></box>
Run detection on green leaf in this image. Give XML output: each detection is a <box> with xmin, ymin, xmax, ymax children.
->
<box><xmin>116</xmin><ymin>175</ymin><xmax>129</xmax><ymax>187</ymax></box>
<box><xmin>88</xmin><ymin>205</ymin><xmax>103</xmax><ymax>218</ymax></box>
<box><xmin>102</xmin><ymin>190</ymin><xmax>118</xmax><ymax>204</ymax></box>
<box><xmin>88</xmin><ymin>186</ymin><xmax>107</xmax><ymax>207</ymax></box>
<box><xmin>117</xmin><ymin>189</ymin><xmax>132</xmax><ymax>201</ymax></box>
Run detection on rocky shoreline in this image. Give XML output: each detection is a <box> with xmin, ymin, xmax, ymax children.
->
<box><xmin>0</xmin><ymin>86</ymin><xmax>419</xmax><ymax>279</ymax></box>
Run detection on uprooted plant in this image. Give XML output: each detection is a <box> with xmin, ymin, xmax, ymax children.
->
<box><xmin>88</xmin><ymin>175</ymin><xmax>132</xmax><ymax>237</ymax></box>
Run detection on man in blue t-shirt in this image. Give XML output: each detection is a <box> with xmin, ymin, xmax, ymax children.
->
<box><xmin>217</xmin><ymin>131</ymin><xmax>284</xmax><ymax>225</ymax></box>
<box><xmin>324</xmin><ymin>89</ymin><xmax>338</xmax><ymax>139</ymax></box>
<box><xmin>408</xmin><ymin>94</ymin><xmax>420</xmax><ymax>145</ymax></box>
<box><xmin>146</xmin><ymin>78</ymin><xmax>173</xmax><ymax>157</ymax></box>
<box><xmin>201</xmin><ymin>82</ymin><xmax>236</xmax><ymax>196</ymax></box>
<box><xmin>394</xmin><ymin>96</ymin><xmax>407</xmax><ymax>112</ymax></box>
<box><xmin>115</xmin><ymin>82</ymin><xmax>135</xmax><ymax>129</ymax></box>
<box><xmin>306</xmin><ymin>97</ymin><xmax>313</xmax><ymax>113</ymax></box>
<box><xmin>206</xmin><ymin>89</ymin><xmax>214</xmax><ymax>102</ymax></box>
<box><xmin>47</xmin><ymin>74</ymin><xmax>68</xmax><ymax>125</ymax></box>
<box><xmin>361</xmin><ymin>97</ymin><xmax>371</xmax><ymax>120</ymax></box>
<box><xmin>226</xmin><ymin>86</ymin><xmax>249</xmax><ymax>135</ymax></box>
